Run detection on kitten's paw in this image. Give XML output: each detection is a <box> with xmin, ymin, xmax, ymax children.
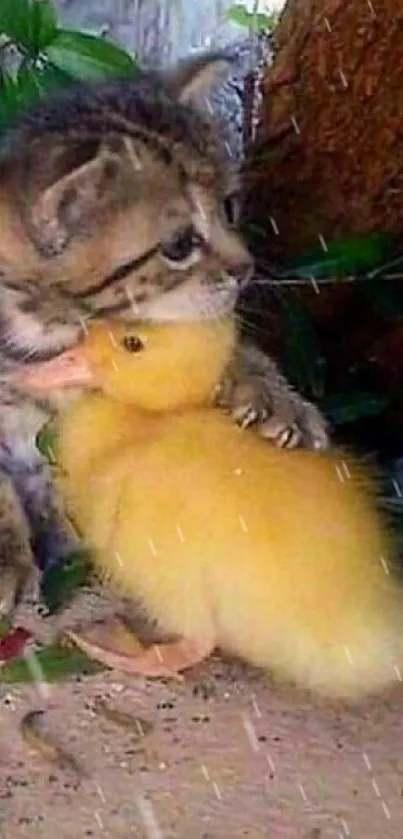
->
<box><xmin>0</xmin><ymin>567</ymin><xmax>20</xmax><ymax>618</ymax></box>
<box><xmin>214</xmin><ymin>347</ymin><xmax>330</xmax><ymax>451</ymax></box>
<box><xmin>0</xmin><ymin>564</ymin><xmax>39</xmax><ymax>618</ymax></box>
<box><xmin>220</xmin><ymin>382</ymin><xmax>329</xmax><ymax>451</ymax></box>
<box><xmin>216</xmin><ymin>380</ymin><xmax>269</xmax><ymax>429</ymax></box>
<box><xmin>258</xmin><ymin>400</ymin><xmax>330</xmax><ymax>451</ymax></box>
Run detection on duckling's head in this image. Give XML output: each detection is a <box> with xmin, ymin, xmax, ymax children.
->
<box><xmin>16</xmin><ymin>317</ymin><xmax>237</xmax><ymax>411</ymax></box>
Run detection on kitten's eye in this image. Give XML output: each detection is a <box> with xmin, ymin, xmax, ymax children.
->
<box><xmin>223</xmin><ymin>194</ymin><xmax>240</xmax><ymax>227</ymax></box>
<box><xmin>122</xmin><ymin>334</ymin><xmax>144</xmax><ymax>353</ymax></box>
<box><xmin>160</xmin><ymin>226</ymin><xmax>203</xmax><ymax>264</ymax></box>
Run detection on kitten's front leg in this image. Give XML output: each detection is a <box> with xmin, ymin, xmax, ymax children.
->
<box><xmin>215</xmin><ymin>340</ymin><xmax>329</xmax><ymax>451</ymax></box>
<box><xmin>11</xmin><ymin>462</ymin><xmax>81</xmax><ymax>573</ymax></box>
<box><xmin>0</xmin><ymin>470</ymin><xmax>39</xmax><ymax>617</ymax></box>
<box><xmin>0</xmin><ymin>395</ymin><xmax>81</xmax><ymax>574</ymax></box>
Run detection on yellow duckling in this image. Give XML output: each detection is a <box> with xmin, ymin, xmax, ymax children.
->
<box><xmin>19</xmin><ymin>317</ymin><xmax>403</xmax><ymax>699</ymax></box>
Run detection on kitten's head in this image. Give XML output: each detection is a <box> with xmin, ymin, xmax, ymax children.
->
<box><xmin>0</xmin><ymin>54</ymin><xmax>252</xmax><ymax>365</ymax></box>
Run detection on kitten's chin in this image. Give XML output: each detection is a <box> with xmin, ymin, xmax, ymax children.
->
<box><xmin>138</xmin><ymin>278</ymin><xmax>238</xmax><ymax>323</ymax></box>
<box><xmin>3</xmin><ymin>307</ymin><xmax>81</xmax><ymax>363</ymax></box>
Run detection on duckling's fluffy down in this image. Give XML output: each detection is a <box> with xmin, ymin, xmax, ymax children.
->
<box><xmin>57</xmin><ymin>394</ymin><xmax>403</xmax><ymax>700</ymax></box>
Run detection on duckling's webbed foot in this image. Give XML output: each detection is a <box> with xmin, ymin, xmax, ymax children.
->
<box><xmin>66</xmin><ymin>620</ymin><xmax>214</xmax><ymax>678</ymax></box>
<box><xmin>130</xmin><ymin>637</ymin><xmax>214</xmax><ymax>676</ymax></box>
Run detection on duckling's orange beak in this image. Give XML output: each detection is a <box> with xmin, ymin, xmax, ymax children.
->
<box><xmin>15</xmin><ymin>346</ymin><xmax>95</xmax><ymax>392</ymax></box>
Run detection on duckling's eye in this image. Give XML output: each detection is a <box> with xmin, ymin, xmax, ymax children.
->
<box><xmin>122</xmin><ymin>334</ymin><xmax>144</xmax><ymax>353</ymax></box>
<box><xmin>160</xmin><ymin>226</ymin><xmax>203</xmax><ymax>265</ymax></box>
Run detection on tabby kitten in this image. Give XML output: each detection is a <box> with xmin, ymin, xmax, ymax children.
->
<box><xmin>0</xmin><ymin>53</ymin><xmax>328</xmax><ymax>616</ymax></box>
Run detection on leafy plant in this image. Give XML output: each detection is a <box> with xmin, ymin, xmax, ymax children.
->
<box><xmin>227</xmin><ymin>2</ymin><xmax>278</xmax><ymax>32</ymax></box>
<box><xmin>41</xmin><ymin>550</ymin><xmax>93</xmax><ymax>615</ymax></box>
<box><xmin>0</xmin><ymin>0</ymin><xmax>139</xmax><ymax>132</ymax></box>
<box><xmin>281</xmin><ymin>232</ymin><xmax>397</xmax><ymax>280</ymax></box>
<box><xmin>0</xmin><ymin>642</ymin><xmax>105</xmax><ymax>682</ymax></box>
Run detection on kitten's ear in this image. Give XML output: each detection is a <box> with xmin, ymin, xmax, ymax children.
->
<box><xmin>163</xmin><ymin>52</ymin><xmax>235</xmax><ymax>105</ymax></box>
<box><xmin>29</xmin><ymin>144</ymin><xmax>121</xmax><ymax>256</ymax></box>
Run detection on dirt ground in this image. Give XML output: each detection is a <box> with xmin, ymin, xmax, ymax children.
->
<box><xmin>1</xmin><ymin>588</ymin><xmax>403</xmax><ymax>839</ymax></box>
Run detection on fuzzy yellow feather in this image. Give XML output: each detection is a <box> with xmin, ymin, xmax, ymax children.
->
<box><xmin>20</xmin><ymin>317</ymin><xmax>403</xmax><ymax>698</ymax></box>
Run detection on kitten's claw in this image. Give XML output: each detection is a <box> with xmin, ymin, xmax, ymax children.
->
<box><xmin>216</xmin><ymin>343</ymin><xmax>330</xmax><ymax>452</ymax></box>
<box><xmin>257</xmin><ymin>416</ymin><xmax>302</xmax><ymax>449</ymax></box>
<box><xmin>229</xmin><ymin>396</ymin><xmax>329</xmax><ymax>451</ymax></box>
<box><xmin>231</xmin><ymin>403</ymin><xmax>265</xmax><ymax>429</ymax></box>
<box><xmin>232</xmin><ymin>404</ymin><xmax>304</xmax><ymax>449</ymax></box>
<box><xmin>288</xmin><ymin>400</ymin><xmax>330</xmax><ymax>451</ymax></box>
<box><xmin>258</xmin><ymin>403</ymin><xmax>329</xmax><ymax>451</ymax></box>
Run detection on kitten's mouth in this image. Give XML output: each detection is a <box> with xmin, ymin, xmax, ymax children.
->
<box><xmin>138</xmin><ymin>277</ymin><xmax>238</xmax><ymax>322</ymax></box>
<box><xmin>14</xmin><ymin>347</ymin><xmax>95</xmax><ymax>393</ymax></box>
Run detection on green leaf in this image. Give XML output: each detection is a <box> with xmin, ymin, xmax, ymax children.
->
<box><xmin>30</xmin><ymin>0</ymin><xmax>58</xmax><ymax>50</ymax></box>
<box><xmin>282</xmin><ymin>233</ymin><xmax>396</xmax><ymax>279</ymax></box>
<box><xmin>0</xmin><ymin>0</ymin><xmax>57</xmax><ymax>54</ymax></box>
<box><xmin>36</xmin><ymin>420</ymin><xmax>58</xmax><ymax>462</ymax></box>
<box><xmin>46</xmin><ymin>29</ymin><xmax>139</xmax><ymax>82</ymax></box>
<box><xmin>227</xmin><ymin>4</ymin><xmax>276</xmax><ymax>31</ymax></box>
<box><xmin>16</xmin><ymin>63</ymin><xmax>44</xmax><ymax>105</ymax></box>
<box><xmin>320</xmin><ymin>391</ymin><xmax>388</xmax><ymax>425</ymax></box>
<box><xmin>0</xmin><ymin>63</ymin><xmax>73</xmax><ymax>133</ymax></box>
<box><xmin>0</xmin><ymin>643</ymin><xmax>105</xmax><ymax>683</ymax></box>
<box><xmin>41</xmin><ymin>551</ymin><xmax>93</xmax><ymax>615</ymax></box>
<box><xmin>35</xmin><ymin>63</ymin><xmax>73</xmax><ymax>92</ymax></box>
<box><xmin>0</xmin><ymin>0</ymin><xmax>32</xmax><ymax>50</ymax></box>
<box><xmin>276</xmin><ymin>291</ymin><xmax>326</xmax><ymax>399</ymax></box>
<box><xmin>15</xmin><ymin>63</ymin><xmax>64</xmax><ymax>110</ymax></box>
<box><xmin>0</xmin><ymin>70</ymin><xmax>24</xmax><ymax>127</ymax></box>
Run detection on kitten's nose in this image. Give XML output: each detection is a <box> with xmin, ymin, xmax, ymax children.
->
<box><xmin>225</xmin><ymin>255</ymin><xmax>254</xmax><ymax>288</ymax></box>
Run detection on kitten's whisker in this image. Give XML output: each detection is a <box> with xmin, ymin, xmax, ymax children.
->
<box><xmin>234</xmin><ymin>313</ymin><xmax>264</xmax><ymax>337</ymax></box>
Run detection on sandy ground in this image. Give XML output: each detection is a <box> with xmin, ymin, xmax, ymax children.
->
<box><xmin>1</xmin><ymin>588</ymin><xmax>403</xmax><ymax>839</ymax></box>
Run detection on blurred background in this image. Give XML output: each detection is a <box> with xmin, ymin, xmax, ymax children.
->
<box><xmin>55</xmin><ymin>0</ymin><xmax>285</xmax><ymax>64</ymax></box>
